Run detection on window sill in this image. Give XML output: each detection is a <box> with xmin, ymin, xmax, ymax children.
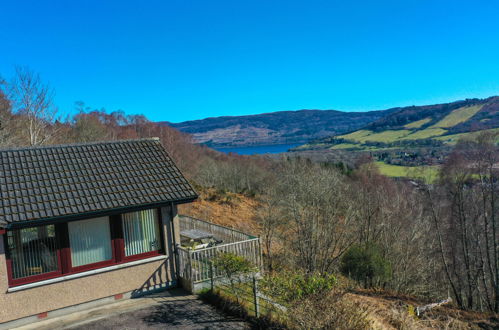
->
<box><xmin>7</xmin><ymin>255</ymin><xmax>168</xmax><ymax>293</ymax></box>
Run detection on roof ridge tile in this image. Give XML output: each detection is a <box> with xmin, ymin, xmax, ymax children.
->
<box><xmin>0</xmin><ymin>137</ymin><xmax>161</xmax><ymax>153</ymax></box>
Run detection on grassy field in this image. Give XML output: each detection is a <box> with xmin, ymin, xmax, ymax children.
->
<box><xmin>364</xmin><ymin>130</ymin><xmax>411</xmax><ymax>142</ymax></box>
<box><xmin>315</xmin><ymin>125</ymin><xmax>496</xmax><ymax>149</ymax></box>
<box><xmin>338</xmin><ymin>129</ymin><xmax>411</xmax><ymax>143</ymax></box>
<box><xmin>433</xmin><ymin>127</ymin><xmax>499</xmax><ymax>144</ymax></box>
<box><xmin>337</xmin><ymin>105</ymin><xmax>483</xmax><ymax>144</ymax></box>
<box><xmin>298</xmin><ymin>103</ymin><xmax>492</xmax><ymax>154</ymax></box>
<box><xmin>375</xmin><ymin>161</ymin><xmax>439</xmax><ymax>182</ymax></box>
<box><xmin>337</xmin><ymin>130</ymin><xmax>373</xmax><ymax>142</ymax></box>
<box><xmin>404</xmin><ymin>117</ymin><xmax>431</xmax><ymax>129</ymax></box>
<box><xmin>329</xmin><ymin>143</ymin><xmax>361</xmax><ymax>150</ymax></box>
<box><xmin>401</xmin><ymin>127</ymin><xmax>447</xmax><ymax>140</ymax></box>
<box><xmin>431</xmin><ymin>105</ymin><xmax>483</xmax><ymax>128</ymax></box>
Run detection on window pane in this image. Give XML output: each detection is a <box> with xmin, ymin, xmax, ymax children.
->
<box><xmin>68</xmin><ymin>217</ymin><xmax>112</xmax><ymax>267</ymax></box>
<box><xmin>122</xmin><ymin>209</ymin><xmax>161</xmax><ymax>257</ymax></box>
<box><xmin>7</xmin><ymin>225</ymin><xmax>58</xmax><ymax>279</ymax></box>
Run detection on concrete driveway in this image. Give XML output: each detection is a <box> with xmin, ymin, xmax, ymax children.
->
<box><xmin>16</xmin><ymin>289</ymin><xmax>249</xmax><ymax>330</ymax></box>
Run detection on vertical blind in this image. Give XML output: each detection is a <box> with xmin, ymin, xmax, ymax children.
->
<box><xmin>68</xmin><ymin>216</ymin><xmax>112</xmax><ymax>267</ymax></box>
<box><xmin>7</xmin><ymin>225</ymin><xmax>58</xmax><ymax>279</ymax></box>
<box><xmin>122</xmin><ymin>209</ymin><xmax>160</xmax><ymax>257</ymax></box>
<box><xmin>6</xmin><ymin>208</ymin><xmax>162</xmax><ymax>282</ymax></box>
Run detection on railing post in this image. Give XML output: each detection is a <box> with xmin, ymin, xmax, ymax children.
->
<box><xmin>209</xmin><ymin>261</ymin><xmax>214</xmax><ymax>291</ymax></box>
<box><xmin>187</xmin><ymin>249</ymin><xmax>193</xmax><ymax>291</ymax></box>
<box><xmin>252</xmin><ymin>274</ymin><xmax>260</xmax><ymax>317</ymax></box>
<box><xmin>257</xmin><ymin>237</ymin><xmax>264</xmax><ymax>273</ymax></box>
<box><xmin>174</xmin><ymin>243</ymin><xmax>181</xmax><ymax>279</ymax></box>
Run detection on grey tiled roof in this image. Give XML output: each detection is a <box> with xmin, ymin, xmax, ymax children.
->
<box><xmin>0</xmin><ymin>138</ymin><xmax>197</xmax><ymax>227</ymax></box>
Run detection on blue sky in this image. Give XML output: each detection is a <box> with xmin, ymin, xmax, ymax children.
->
<box><xmin>1</xmin><ymin>0</ymin><xmax>498</xmax><ymax>122</ymax></box>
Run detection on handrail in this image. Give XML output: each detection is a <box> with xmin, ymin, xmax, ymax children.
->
<box><xmin>178</xmin><ymin>239</ymin><xmax>261</xmax><ymax>283</ymax></box>
<box><xmin>179</xmin><ymin>215</ymin><xmax>257</xmax><ymax>239</ymax></box>
<box><xmin>177</xmin><ymin>215</ymin><xmax>262</xmax><ymax>284</ymax></box>
<box><xmin>180</xmin><ymin>237</ymin><xmax>259</xmax><ymax>254</ymax></box>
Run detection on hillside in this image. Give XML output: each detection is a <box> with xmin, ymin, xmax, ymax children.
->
<box><xmin>166</xmin><ymin>109</ymin><xmax>395</xmax><ymax>147</ymax></box>
<box><xmin>178</xmin><ymin>189</ymin><xmax>498</xmax><ymax>330</ymax></box>
<box><xmin>178</xmin><ymin>187</ymin><xmax>260</xmax><ymax>235</ymax></box>
<box><xmin>167</xmin><ymin>97</ymin><xmax>498</xmax><ymax>148</ymax></box>
<box><xmin>295</xmin><ymin>97</ymin><xmax>499</xmax><ymax>160</ymax></box>
<box><xmin>299</xmin><ymin>97</ymin><xmax>498</xmax><ymax>149</ymax></box>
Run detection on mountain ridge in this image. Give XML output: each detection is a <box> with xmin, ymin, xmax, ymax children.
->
<box><xmin>165</xmin><ymin>108</ymin><xmax>397</xmax><ymax>147</ymax></box>
<box><xmin>164</xmin><ymin>96</ymin><xmax>498</xmax><ymax>148</ymax></box>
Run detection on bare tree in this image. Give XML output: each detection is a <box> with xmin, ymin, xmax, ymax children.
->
<box><xmin>472</xmin><ymin>132</ymin><xmax>499</xmax><ymax>312</ymax></box>
<box><xmin>0</xmin><ymin>79</ymin><xmax>17</xmax><ymax>146</ymax></box>
<box><xmin>70</xmin><ymin>103</ymin><xmax>111</xmax><ymax>143</ymax></box>
<box><xmin>9</xmin><ymin>66</ymin><xmax>58</xmax><ymax>145</ymax></box>
<box><xmin>256</xmin><ymin>184</ymin><xmax>286</xmax><ymax>272</ymax></box>
<box><xmin>352</xmin><ymin>162</ymin><xmax>393</xmax><ymax>246</ymax></box>
<box><xmin>277</xmin><ymin>160</ymin><xmax>358</xmax><ymax>273</ymax></box>
<box><xmin>422</xmin><ymin>134</ymin><xmax>499</xmax><ymax>311</ymax></box>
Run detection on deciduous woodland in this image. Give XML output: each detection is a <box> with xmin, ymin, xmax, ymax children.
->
<box><xmin>1</xmin><ymin>68</ymin><xmax>497</xmax><ymax>328</ymax></box>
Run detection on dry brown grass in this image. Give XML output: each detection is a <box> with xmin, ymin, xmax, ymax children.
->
<box><xmin>347</xmin><ymin>290</ymin><xmax>496</xmax><ymax>330</ymax></box>
<box><xmin>285</xmin><ymin>290</ymin><xmax>371</xmax><ymax>330</ymax></box>
<box><xmin>178</xmin><ymin>187</ymin><xmax>261</xmax><ymax>235</ymax></box>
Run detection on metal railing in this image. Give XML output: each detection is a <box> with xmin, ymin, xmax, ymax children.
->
<box><xmin>179</xmin><ymin>215</ymin><xmax>256</xmax><ymax>243</ymax></box>
<box><xmin>177</xmin><ymin>215</ymin><xmax>262</xmax><ymax>285</ymax></box>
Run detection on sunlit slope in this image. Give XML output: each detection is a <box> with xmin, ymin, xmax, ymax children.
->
<box><xmin>400</xmin><ymin>128</ymin><xmax>447</xmax><ymax>140</ymax></box>
<box><xmin>337</xmin><ymin>130</ymin><xmax>410</xmax><ymax>143</ymax></box>
<box><xmin>404</xmin><ymin>117</ymin><xmax>431</xmax><ymax>129</ymax></box>
<box><xmin>433</xmin><ymin>127</ymin><xmax>499</xmax><ymax>145</ymax></box>
<box><xmin>430</xmin><ymin>105</ymin><xmax>482</xmax><ymax>128</ymax></box>
<box><xmin>336</xmin><ymin>105</ymin><xmax>482</xmax><ymax>143</ymax></box>
<box><xmin>298</xmin><ymin>97</ymin><xmax>498</xmax><ymax>150</ymax></box>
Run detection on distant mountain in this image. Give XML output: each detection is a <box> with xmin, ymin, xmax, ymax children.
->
<box><xmin>297</xmin><ymin>96</ymin><xmax>499</xmax><ymax>152</ymax></box>
<box><xmin>363</xmin><ymin>96</ymin><xmax>499</xmax><ymax>134</ymax></box>
<box><xmin>165</xmin><ymin>109</ymin><xmax>396</xmax><ymax>147</ymax></box>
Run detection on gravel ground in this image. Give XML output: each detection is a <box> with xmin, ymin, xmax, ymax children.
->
<box><xmin>68</xmin><ymin>297</ymin><xmax>250</xmax><ymax>330</ymax></box>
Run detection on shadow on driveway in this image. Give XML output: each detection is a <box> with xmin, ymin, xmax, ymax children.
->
<box><xmin>70</xmin><ymin>296</ymin><xmax>249</xmax><ymax>330</ymax></box>
<box><xmin>143</xmin><ymin>298</ymin><xmax>249</xmax><ymax>329</ymax></box>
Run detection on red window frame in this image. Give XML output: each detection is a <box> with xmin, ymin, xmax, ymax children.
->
<box><xmin>4</xmin><ymin>224</ymin><xmax>64</xmax><ymax>286</ymax></box>
<box><xmin>6</xmin><ymin>251</ymin><xmax>64</xmax><ymax>287</ymax></box>
<box><xmin>121</xmin><ymin>208</ymin><xmax>165</xmax><ymax>262</ymax></box>
<box><xmin>61</xmin><ymin>219</ymin><xmax>117</xmax><ymax>274</ymax></box>
<box><xmin>3</xmin><ymin>208</ymin><xmax>165</xmax><ymax>287</ymax></box>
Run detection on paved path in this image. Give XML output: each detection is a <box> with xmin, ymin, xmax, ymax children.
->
<box><xmin>69</xmin><ymin>297</ymin><xmax>249</xmax><ymax>330</ymax></box>
<box><xmin>15</xmin><ymin>289</ymin><xmax>249</xmax><ymax>330</ymax></box>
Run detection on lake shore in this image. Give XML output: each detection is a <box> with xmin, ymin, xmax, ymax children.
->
<box><xmin>213</xmin><ymin>143</ymin><xmax>301</xmax><ymax>155</ymax></box>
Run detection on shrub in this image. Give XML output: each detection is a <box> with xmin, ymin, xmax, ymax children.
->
<box><xmin>259</xmin><ymin>271</ymin><xmax>370</xmax><ymax>329</ymax></box>
<box><xmin>287</xmin><ymin>289</ymin><xmax>371</xmax><ymax>330</ymax></box>
<box><xmin>212</xmin><ymin>252</ymin><xmax>256</xmax><ymax>304</ymax></box>
<box><xmin>340</xmin><ymin>244</ymin><xmax>391</xmax><ymax>288</ymax></box>
<box><xmin>260</xmin><ymin>271</ymin><xmax>337</xmax><ymax>304</ymax></box>
<box><xmin>198</xmin><ymin>288</ymin><xmax>286</xmax><ymax>329</ymax></box>
<box><xmin>212</xmin><ymin>252</ymin><xmax>256</xmax><ymax>278</ymax></box>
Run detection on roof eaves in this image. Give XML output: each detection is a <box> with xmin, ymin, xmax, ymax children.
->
<box><xmin>6</xmin><ymin>195</ymin><xmax>198</xmax><ymax>229</ymax></box>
